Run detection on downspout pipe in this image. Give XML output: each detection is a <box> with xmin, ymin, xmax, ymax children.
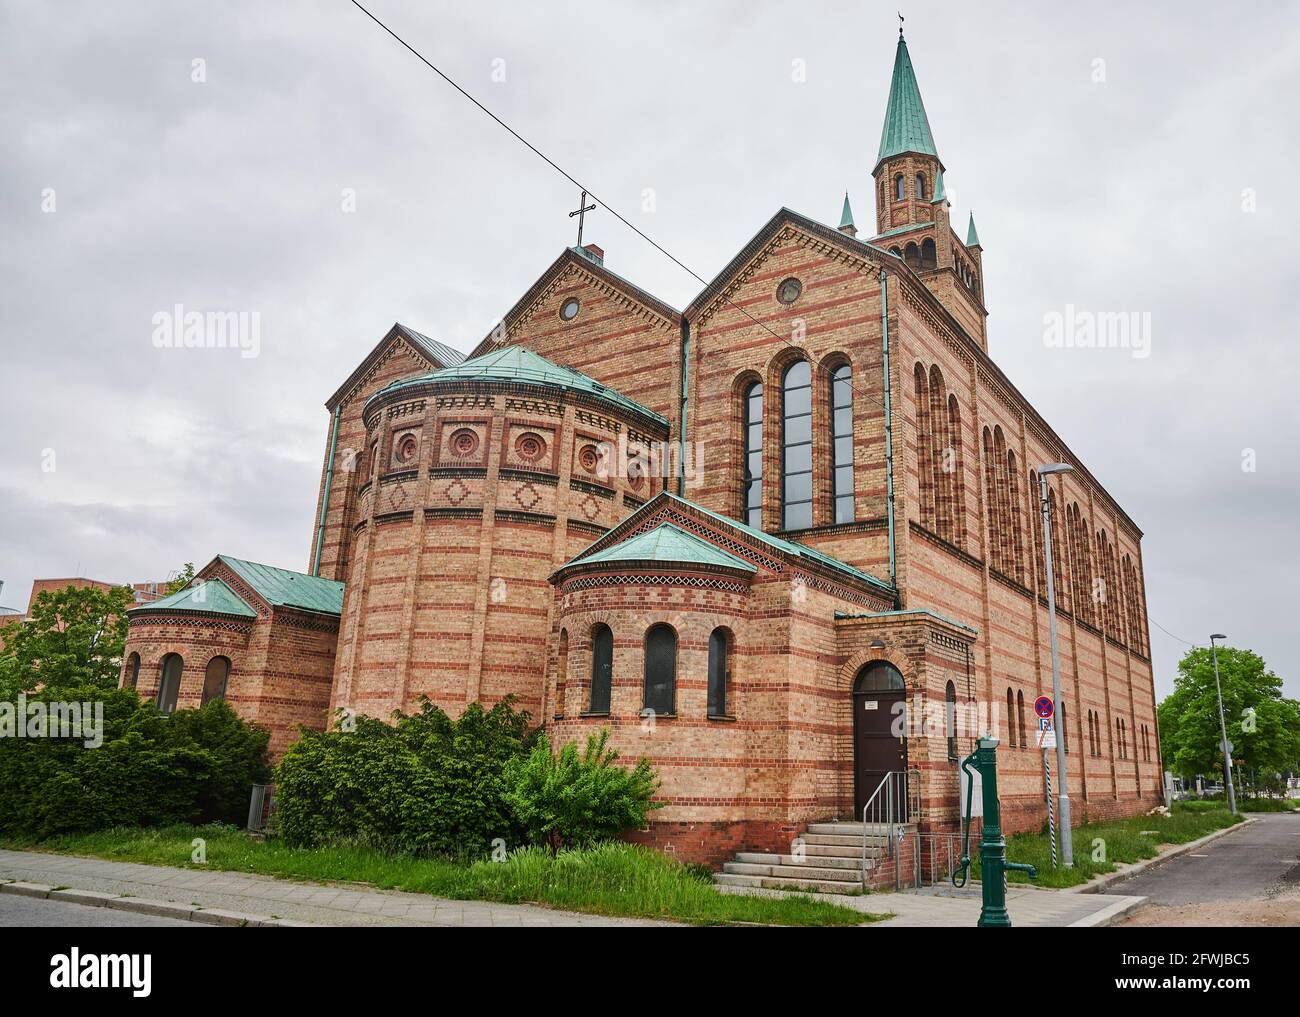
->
<box><xmin>677</xmin><ymin>318</ymin><xmax>689</xmax><ymax>496</ymax></box>
<box><xmin>311</xmin><ymin>405</ymin><xmax>342</xmax><ymax>577</ymax></box>
<box><xmin>879</xmin><ymin>267</ymin><xmax>899</xmax><ymax>605</ymax></box>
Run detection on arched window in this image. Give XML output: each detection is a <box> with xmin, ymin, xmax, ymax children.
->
<box><xmin>707</xmin><ymin>627</ymin><xmax>733</xmax><ymax>717</ymax></box>
<box><xmin>1006</xmin><ymin>687</ymin><xmax>1016</xmax><ymax>747</ymax></box>
<box><xmin>1060</xmin><ymin>701</ymin><xmax>1068</xmax><ymax>754</ymax></box>
<box><xmin>904</xmin><ymin>242</ymin><xmax>920</xmax><ymax>268</ymax></box>
<box><xmin>830</xmin><ymin>363</ymin><xmax>854</xmax><ymax>524</ymax></box>
<box><xmin>894</xmin><ymin>174</ymin><xmax>905</xmax><ymax>201</ymax></box>
<box><xmin>781</xmin><ymin>361</ymin><xmax>813</xmax><ymax>530</ymax></box>
<box><xmin>589</xmin><ymin>624</ymin><xmax>612</xmax><ymax>714</ymax></box>
<box><xmin>916</xmin><ymin>173</ymin><xmax>928</xmax><ymax>201</ymax></box>
<box><xmin>945</xmin><ymin>680</ymin><xmax>958</xmax><ymax>761</ymax></box>
<box><xmin>124</xmin><ymin>652</ymin><xmax>140</xmax><ymax>690</ymax></box>
<box><xmin>920</xmin><ymin>237</ymin><xmax>936</xmax><ymax>269</ymax></box>
<box><xmin>742</xmin><ymin>381</ymin><xmax>764</xmax><ymax>527</ymax></box>
<box><xmin>854</xmin><ymin>661</ymin><xmax>905</xmax><ymax>692</ymax></box>
<box><xmin>914</xmin><ymin>364</ymin><xmax>935</xmax><ymax>530</ymax></box>
<box><xmin>982</xmin><ymin>428</ymin><xmax>1000</xmax><ymax>572</ymax></box>
<box><xmin>1016</xmin><ymin>690</ymin><xmax>1027</xmax><ymax>750</ymax></box>
<box><xmin>202</xmin><ymin>656</ymin><xmax>230</xmax><ymax>706</ymax></box>
<box><xmin>947</xmin><ymin>394</ymin><xmax>966</xmax><ymax>548</ymax></box>
<box><xmin>1007</xmin><ymin>449</ymin><xmax>1025</xmax><ymax>584</ymax></box>
<box><xmin>157</xmin><ymin>653</ymin><xmax>183</xmax><ymax>715</ymax></box>
<box><xmin>928</xmin><ymin>365</ymin><xmax>952</xmax><ymax>541</ymax></box>
<box><xmin>643</xmin><ymin>624</ymin><xmax>677</xmax><ymax>715</ymax></box>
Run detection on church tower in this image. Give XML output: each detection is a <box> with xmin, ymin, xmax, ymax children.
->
<box><xmin>872</xmin><ymin>28</ymin><xmax>989</xmax><ymax>348</ymax></box>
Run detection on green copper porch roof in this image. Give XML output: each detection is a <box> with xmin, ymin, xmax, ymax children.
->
<box><xmin>660</xmin><ymin>494</ymin><xmax>895</xmax><ymax>595</ymax></box>
<box><xmin>216</xmin><ymin>556</ymin><xmax>344</xmax><ymax>615</ymax></box>
<box><xmin>564</xmin><ymin>522</ymin><xmax>757</xmax><ymax>573</ymax></box>
<box><xmin>370</xmin><ymin>345</ymin><xmax>668</xmax><ymax>430</ymax></box>
<box><xmin>876</xmin><ymin>35</ymin><xmax>938</xmax><ymax>170</ymax></box>
<box><xmin>127</xmin><ymin>579</ymin><xmax>256</xmax><ymax>618</ymax></box>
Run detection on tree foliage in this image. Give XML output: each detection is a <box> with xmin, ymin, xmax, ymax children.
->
<box><xmin>503</xmin><ymin>729</ymin><xmax>662</xmax><ymax>852</ymax></box>
<box><xmin>274</xmin><ymin>698</ymin><xmax>540</xmax><ymax>857</ymax></box>
<box><xmin>0</xmin><ymin>687</ymin><xmax>270</xmax><ymax>839</ymax></box>
<box><xmin>0</xmin><ymin>583</ymin><xmax>134</xmax><ymax>698</ymax></box>
<box><xmin>1158</xmin><ymin>646</ymin><xmax>1300</xmax><ymax>781</ymax></box>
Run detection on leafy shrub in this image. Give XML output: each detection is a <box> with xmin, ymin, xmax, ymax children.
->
<box><xmin>503</xmin><ymin>728</ymin><xmax>661</xmax><ymax>851</ymax></box>
<box><xmin>274</xmin><ymin>698</ymin><xmax>538</xmax><ymax>857</ymax></box>
<box><xmin>0</xmin><ymin>687</ymin><xmax>269</xmax><ymax>838</ymax></box>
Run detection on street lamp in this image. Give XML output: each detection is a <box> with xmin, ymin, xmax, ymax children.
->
<box><xmin>1037</xmin><ymin>462</ymin><xmax>1074</xmax><ymax>867</ymax></box>
<box><xmin>1209</xmin><ymin>634</ymin><xmax>1237</xmax><ymax>815</ymax></box>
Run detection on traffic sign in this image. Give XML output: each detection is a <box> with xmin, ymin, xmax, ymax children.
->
<box><xmin>1039</xmin><ymin>717</ymin><xmax>1051</xmax><ymax>731</ymax></box>
<box><xmin>1034</xmin><ymin>696</ymin><xmax>1053</xmax><ymax>719</ymax></box>
<box><xmin>1036</xmin><ymin>729</ymin><xmax>1057</xmax><ymax>749</ymax></box>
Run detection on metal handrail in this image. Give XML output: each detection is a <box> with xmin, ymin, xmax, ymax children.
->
<box><xmin>859</xmin><ymin>769</ymin><xmax>921</xmax><ymax>890</ymax></box>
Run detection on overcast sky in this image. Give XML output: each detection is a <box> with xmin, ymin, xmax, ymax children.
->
<box><xmin>2</xmin><ymin>1</ymin><xmax>1297</xmax><ymax>700</ymax></box>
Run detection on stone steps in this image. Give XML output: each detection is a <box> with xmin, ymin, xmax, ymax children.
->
<box><xmin>713</xmin><ymin>872</ymin><xmax>865</xmax><ymax>894</ymax></box>
<box><xmin>713</xmin><ymin>821</ymin><xmax>914</xmax><ymax>894</ymax></box>
<box><xmin>732</xmin><ymin>852</ymin><xmax>869</xmax><ymax>871</ymax></box>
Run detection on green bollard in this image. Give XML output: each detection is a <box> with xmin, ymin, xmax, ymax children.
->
<box><xmin>951</xmin><ymin>736</ymin><xmax>1037</xmax><ymax>927</ymax></box>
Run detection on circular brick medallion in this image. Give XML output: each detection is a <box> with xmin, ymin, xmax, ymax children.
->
<box><xmin>449</xmin><ymin>427</ymin><xmax>480</xmax><ymax>458</ymax></box>
<box><xmin>515</xmin><ymin>431</ymin><xmax>547</xmax><ymax>463</ymax></box>
<box><xmin>396</xmin><ymin>434</ymin><xmax>418</xmax><ymax>464</ymax></box>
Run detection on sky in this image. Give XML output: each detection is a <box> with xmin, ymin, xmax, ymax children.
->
<box><xmin>2</xmin><ymin>1</ymin><xmax>1297</xmax><ymax>700</ymax></box>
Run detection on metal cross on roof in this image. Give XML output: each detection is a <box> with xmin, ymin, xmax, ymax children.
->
<box><xmin>569</xmin><ymin>189</ymin><xmax>596</xmax><ymax>247</ymax></box>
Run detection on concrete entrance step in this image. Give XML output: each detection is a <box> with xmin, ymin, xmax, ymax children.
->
<box><xmin>734</xmin><ymin>852</ymin><xmax>870</xmax><ymax>871</ymax></box>
<box><xmin>713</xmin><ymin>872</ymin><xmax>864</xmax><ymax>894</ymax></box>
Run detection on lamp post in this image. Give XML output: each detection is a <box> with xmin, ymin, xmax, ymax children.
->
<box><xmin>1037</xmin><ymin>463</ymin><xmax>1074</xmax><ymax>867</ymax></box>
<box><xmin>1209</xmin><ymin>634</ymin><xmax>1237</xmax><ymax>815</ymax></box>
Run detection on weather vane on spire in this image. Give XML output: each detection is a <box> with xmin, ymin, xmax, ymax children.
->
<box><xmin>898</xmin><ymin>11</ymin><xmax>905</xmax><ymax>38</ymax></box>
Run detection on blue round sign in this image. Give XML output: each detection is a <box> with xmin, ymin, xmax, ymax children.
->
<box><xmin>1034</xmin><ymin>696</ymin><xmax>1053</xmax><ymax>719</ymax></box>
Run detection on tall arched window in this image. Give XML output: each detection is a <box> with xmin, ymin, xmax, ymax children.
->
<box><xmin>929</xmin><ymin>366</ymin><xmax>952</xmax><ymax>541</ymax></box>
<box><xmin>589</xmin><ymin>624</ymin><xmax>612</xmax><ymax>714</ymax></box>
<box><xmin>830</xmin><ymin>363</ymin><xmax>854</xmax><ymax>523</ymax></box>
<box><xmin>1007</xmin><ymin>449</ymin><xmax>1025</xmax><ymax>584</ymax></box>
<box><xmin>894</xmin><ymin>174</ymin><xmax>905</xmax><ymax>201</ymax></box>
<box><xmin>983</xmin><ymin>428</ymin><xmax>1001</xmax><ymax>572</ymax></box>
<box><xmin>916</xmin><ymin>172</ymin><xmax>928</xmax><ymax>201</ymax></box>
<box><xmin>945</xmin><ymin>680</ymin><xmax>958</xmax><ymax>761</ymax></box>
<box><xmin>914</xmin><ymin>364</ymin><xmax>935</xmax><ymax>530</ymax></box>
<box><xmin>202</xmin><ymin>656</ymin><xmax>230</xmax><ymax>706</ymax></box>
<box><xmin>781</xmin><ymin>361</ymin><xmax>813</xmax><ymax>530</ymax></box>
<box><xmin>1016</xmin><ymin>690</ymin><xmax>1027</xmax><ymax>750</ymax></box>
<box><xmin>124</xmin><ymin>652</ymin><xmax>140</xmax><ymax>690</ymax></box>
<box><xmin>707</xmin><ymin>627</ymin><xmax>732</xmax><ymax>718</ymax></box>
<box><xmin>920</xmin><ymin>237</ymin><xmax>936</xmax><ymax>269</ymax></box>
<box><xmin>947</xmin><ymin>394</ymin><xmax>966</xmax><ymax>548</ymax></box>
<box><xmin>1060</xmin><ymin>701</ymin><xmax>1068</xmax><ymax>754</ymax></box>
<box><xmin>157</xmin><ymin>653</ymin><xmax>183</xmax><ymax>715</ymax></box>
<box><xmin>1006</xmin><ymin>687</ymin><xmax>1016</xmax><ymax>747</ymax></box>
<box><xmin>742</xmin><ymin>381</ymin><xmax>764</xmax><ymax>528</ymax></box>
<box><xmin>643</xmin><ymin>624</ymin><xmax>677</xmax><ymax>715</ymax></box>
<box><xmin>555</xmin><ymin>629</ymin><xmax>569</xmax><ymax>715</ymax></box>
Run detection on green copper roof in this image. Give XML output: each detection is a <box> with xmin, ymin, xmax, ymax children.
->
<box><xmin>966</xmin><ymin>212</ymin><xmax>981</xmax><ymax>247</ymax></box>
<box><xmin>660</xmin><ymin>494</ymin><xmax>895</xmax><ymax>594</ymax></box>
<box><xmin>839</xmin><ymin>192</ymin><xmax>855</xmax><ymax>229</ymax></box>
<box><xmin>216</xmin><ymin>556</ymin><xmax>344</xmax><ymax>615</ymax></box>
<box><xmin>128</xmin><ymin>578</ymin><xmax>256</xmax><ymax>618</ymax></box>
<box><xmin>876</xmin><ymin>35</ymin><xmax>938</xmax><ymax>170</ymax></box>
<box><xmin>932</xmin><ymin>169</ymin><xmax>946</xmax><ymax>203</ymax></box>
<box><xmin>371</xmin><ymin>346</ymin><xmax>669</xmax><ymax>430</ymax></box>
<box><xmin>567</xmin><ymin>522</ymin><xmax>756</xmax><ymax>573</ymax></box>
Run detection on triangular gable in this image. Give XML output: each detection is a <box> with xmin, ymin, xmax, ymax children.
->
<box><xmin>468</xmin><ymin>247</ymin><xmax>681</xmax><ymax>359</ymax></box>
<box><xmin>325</xmin><ymin>322</ymin><xmax>465</xmax><ymax>411</ymax></box>
<box><xmin>561</xmin><ymin>492</ymin><xmax>894</xmax><ymax>605</ymax></box>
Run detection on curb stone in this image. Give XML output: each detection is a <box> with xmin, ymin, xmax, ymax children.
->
<box><xmin>0</xmin><ymin>879</ymin><xmax>315</xmax><ymax>926</ymax></box>
<box><xmin>1072</xmin><ymin>816</ymin><xmax>1255</xmax><ymax>895</ymax></box>
<box><xmin>1067</xmin><ymin>894</ymin><xmax>1147</xmax><ymax>927</ymax></box>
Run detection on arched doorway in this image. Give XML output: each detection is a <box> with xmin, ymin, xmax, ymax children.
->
<box><xmin>852</xmin><ymin>662</ymin><xmax>908</xmax><ymax>817</ymax></box>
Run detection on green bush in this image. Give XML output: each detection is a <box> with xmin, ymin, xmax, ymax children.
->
<box><xmin>503</xmin><ymin>728</ymin><xmax>661</xmax><ymax>851</ymax></box>
<box><xmin>274</xmin><ymin>698</ymin><xmax>538</xmax><ymax>857</ymax></box>
<box><xmin>0</xmin><ymin>687</ymin><xmax>269</xmax><ymax>839</ymax></box>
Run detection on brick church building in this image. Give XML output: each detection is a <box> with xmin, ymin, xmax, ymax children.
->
<box><xmin>123</xmin><ymin>30</ymin><xmax>1162</xmax><ymax>876</ymax></box>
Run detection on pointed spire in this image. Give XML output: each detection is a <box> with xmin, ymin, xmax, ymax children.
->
<box><xmin>966</xmin><ymin>212</ymin><xmax>981</xmax><ymax>247</ymax></box>
<box><xmin>876</xmin><ymin>31</ymin><xmax>939</xmax><ymax>172</ymax></box>
<box><xmin>838</xmin><ymin>191</ymin><xmax>857</xmax><ymax>236</ymax></box>
<box><xmin>932</xmin><ymin>169</ymin><xmax>946</xmax><ymax>203</ymax></box>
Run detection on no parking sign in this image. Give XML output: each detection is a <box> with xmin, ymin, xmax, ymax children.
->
<box><xmin>1034</xmin><ymin>695</ymin><xmax>1053</xmax><ymax>719</ymax></box>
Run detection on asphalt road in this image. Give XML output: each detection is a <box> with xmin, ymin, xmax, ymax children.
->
<box><xmin>1103</xmin><ymin>812</ymin><xmax>1300</xmax><ymax>904</ymax></box>
<box><xmin>0</xmin><ymin>894</ymin><xmax>201</xmax><ymax>927</ymax></box>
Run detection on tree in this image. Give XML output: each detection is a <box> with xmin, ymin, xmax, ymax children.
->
<box><xmin>0</xmin><ymin>583</ymin><xmax>134</xmax><ymax>698</ymax></box>
<box><xmin>164</xmin><ymin>564</ymin><xmax>196</xmax><ymax>596</ymax></box>
<box><xmin>1158</xmin><ymin>646</ymin><xmax>1300</xmax><ymax>786</ymax></box>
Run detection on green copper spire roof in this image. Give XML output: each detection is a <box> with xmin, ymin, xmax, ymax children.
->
<box><xmin>370</xmin><ymin>345</ymin><xmax>668</xmax><ymax>430</ymax></box>
<box><xmin>127</xmin><ymin>578</ymin><xmax>256</xmax><ymax>618</ymax></box>
<box><xmin>876</xmin><ymin>34</ymin><xmax>939</xmax><ymax>171</ymax></box>
<box><xmin>966</xmin><ymin>212</ymin><xmax>981</xmax><ymax>247</ymax></box>
<box><xmin>561</xmin><ymin>522</ymin><xmax>756</xmax><ymax>574</ymax></box>
<box><xmin>932</xmin><ymin>168</ymin><xmax>946</xmax><ymax>203</ymax></box>
<box><xmin>839</xmin><ymin>192</ymin><xmax>855</xmax><ymax>229</ymax></box>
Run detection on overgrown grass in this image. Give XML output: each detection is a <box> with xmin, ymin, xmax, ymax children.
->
<box><xmin>1235</xmin><ymin>797</ymin><xmax>1300</xmax><ymax>813</ymax></box>
<box><xmin>1</xmin><ymin>825</ymin><xmax>884</xmax><ymax>927</ymax></box>
<box><xmin>971</xmin><ymin>806</ymin><xmax>1244</xmax><ymax>889</ymax></box>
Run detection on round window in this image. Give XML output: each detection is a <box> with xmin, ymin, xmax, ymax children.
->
<box><xmin>560</xmin><ymin>298</ymin><xmax>580</xmax><ymax>321</ymax></box>
<box><xmin>397</xmin><ymin>435</ymin><xmax>418</xmax><ymax>464</ymax></box>
<box><xmin>776</xmin><ymin>277</ymin><xmax>802</xmax><ymax>304</ymax></box>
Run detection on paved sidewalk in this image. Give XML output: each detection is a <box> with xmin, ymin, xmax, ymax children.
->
<box><xmin>719</xmin><ymin>882</ymin><xmax>1145</xmax><ymax>927</ymax></box>
<box><xmin>0</xmin><ymin>850</ymin><xmax>670</xmax><ymax>927</ymax></box>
